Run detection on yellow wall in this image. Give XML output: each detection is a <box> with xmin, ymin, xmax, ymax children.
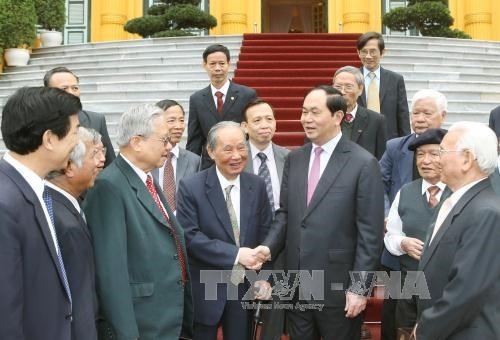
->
<box><xmin>91</xmin><ymin>0</ymin><xmax>142</xmax><ymax>42</ymax></box>
<box><xmin>329</xmin><ymin>0</ymin><xmax>381</xmax><ymax>33</ymax></box>
<box><xmin>209</xmin><ymin>0</ymin><xmax>261</xmax><ymax>35</ymax></box>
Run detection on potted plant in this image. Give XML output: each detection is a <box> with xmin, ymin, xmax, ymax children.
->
<box><xmin>34</xmin><ymin>0</ymin><xmax>66</xmax><ymax>47</ymax></box>
<box><xmin>0</xmin><ymin>0</ymin><xmax>37</xmax><ymax>66</ymax></box>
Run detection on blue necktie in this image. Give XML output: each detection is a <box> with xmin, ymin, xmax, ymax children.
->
<box><xmin>43</xmin><ymin>187</ymin><xmax>72</xmax><ymax>309</ymax></box>
<box><xmin>257</xmin><ymin>152</ymin><xmax>275</xmax><ymax>213</ymax></box>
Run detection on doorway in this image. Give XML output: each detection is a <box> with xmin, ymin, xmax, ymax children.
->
<box><xmin>262</xmin><ymin>0</ymin><xmax>327</xmax><ymax>33</ymax></box>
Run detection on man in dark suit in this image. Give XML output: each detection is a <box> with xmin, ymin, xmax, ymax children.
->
<box><xmin>257</xmin><ymin>86</ymin><xmax>384</xmax><ymax>339</ymax></box>
<box><xmin>177</xmin><ymin>121</ymin><xmax>273</xmax><ymax>340</ymax></box>
<box><xmin>356</xmin><ymin>32</ymin><xmax>410</xmax><ymax>139</ymax></box>
<box><xmin>333</xmin><ymin>66</ymin><xmax>387</xmax><ymax>159</ymax></box>
<box><xmin>187</xmin><ymin>44</ymin><xmax>257</xmax><ymax>169</ymax></box>
<box><xmin>488</xmin><ymin>105</ymin><xmax>500</xmax><ymax>137</ymax></box>
<box><xmin>0</xmin><ymin>87</ymin><xmax>81</xmax><ymax>339</ymax></box>
<box><xmin>415</xmin><ymin>122</ymin><xmax>500</xmax><ymax>339</ymax></box>
<box><xmin>47</xmin><ymin>127</ymin><xmax>104</xmax><ymax>340</ymax></box>
<box><xmin>152</xmin><ymin>99</ymin><xmax>200</xmax><ymax>213</ymax></box>
<box><xmin>241</xmin><ymin>99</ymin><xmax>289</xmax><ymax>340</ymax></box>
<box><xmin>44</xmin><ymin>66</ymin><xmax>116</xmax><ymax>166</ymax></box>
<box><xmin>378</xmin><ymin>89</ymin><xmax>447</xmax><ymax>340</ymax></box>
<box><xmin>83</xmin><ymin>104</ymin><xmax>193</xmax><ymax>339</ymax></box>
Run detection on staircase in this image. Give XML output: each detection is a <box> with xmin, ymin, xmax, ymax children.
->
<box><xmin>233</xmin><ymin>33</ymin><xmax>362</xmax><ymax>147</ymax></box>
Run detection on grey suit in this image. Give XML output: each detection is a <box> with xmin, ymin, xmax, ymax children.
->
<box><xmin>187</xmin><ymin>82</ymin><xmax>257</xmax><ymax>169</ymax></box>
<box><xmin>417</xmin><ymin>179</ymin><xmax>500</xmax><ymax>339</ymax></box>
<box><xmin>78</xmin><ymin>110</ymin><xmax>115</xmax><ymax>167</ymax></box>
<box><xmin>244</xmin><ymin>142</ymin><xmax>289</xmax><ymax>183</ymax></box>
<box><xmin>152</xmin><ymin>147</ymin><xmax>201</xmax><ymax>191</ymax></box>
<box><xmin>358</xmin><ymin>67</ymin><xmax>410</xmax><ymax>139</ymax></box>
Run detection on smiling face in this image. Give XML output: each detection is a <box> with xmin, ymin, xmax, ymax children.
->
<box><xmin>163</xmin><ymin>105</ymin><xmax>185</xmax><ymax>146</ymax></box>
<box><xmin>241</xmin><ymin>102</ymin><xmax>276</xmax><ymax>149</ymax></box>
<box><xmin>203</xmin><ymin>51</ymin><xmax>230</xmax><ymax>88</ymax></box>
<box><xmin>358</xmin><ymin>38</ymin><xmax>384</xmax><ymax>72</ymax></box>
<box><xmin>208</xmin><ymin>126</ymin><xmax>248</xmax><ymax>180</ymax></box>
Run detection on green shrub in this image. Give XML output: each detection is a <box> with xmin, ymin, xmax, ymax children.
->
<box><xmin>152</xmin><ymin>30</ymin><xmax>194</xmax><ymax>38</ymax></box>
<box><xmin>33</xmin><ymin>0</ymin><xmax>66</xmax><ymax>31</ymax></box>
<box><xmin>124</xmin><ymin>16</ymin><xmax>168</xmax><ymax>38</ymax></box>
<box><xmin>0</xmin><ymin>0</ymin><xmax>37</xmax><ymax>49</ymax></box>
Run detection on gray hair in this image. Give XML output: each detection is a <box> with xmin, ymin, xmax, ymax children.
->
<box><xmin>206</xmin><ymin>121</ymin><xmax>245</xmax><ymax>151</ymax></box>
<box><xmin>333</xmin><ymin>66</ymin><xmax>364</xmax><ymax>87</ymax></box>
<box><xmin>117</xmin><ymin>104</ymin><xmax>164</xmax><ymax>147</ymax></box>
<box><xmin>449</xmin><ymin>121</ymin><xmax>498</xmax><ymax>175</ymax></box>
<box><xmin>411</xmin><ymin>89</ymin><xmax>447</xmax><ymax>113</ymax></box>
<box><xmin>46</xmin><ymin>127</ymin><xmax>101</xmax><ymax>179</ymax></box>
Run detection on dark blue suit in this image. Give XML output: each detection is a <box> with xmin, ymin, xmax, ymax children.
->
<box><xmin>0</xmin><ymin>159</ymin><xmax>72</xmax><ymax>339</ymax></box>
<box><xmin>176</xmin><ymin>166</ymin><xmax>272</xmax><ymax>340</ymax></box>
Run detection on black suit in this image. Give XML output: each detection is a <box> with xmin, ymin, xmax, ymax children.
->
<box><xmin>78</xmin><ymin>110</ymin><xmax>115</xmax><ymax>167</ymax></box>
<box><xmin>417</xmin><ymin>179</ymin><xmax>500</xmax><ymax>339</ymax></box>
<box><xmin>358</xmin><ymin>67</ymin><xmax>410</xmax><ymax>139</ymax></box>
<box><xmin>344</xmin><ymin>105</ymin><xmax>387</xmax><ymax>159</ymax></box>
<box><xmin>186</xmin><ymin>82</ymin><xmax>257</xmax><ymax>169</ymax></box>
<box><xmin>49</xmin><ymin>187</ymin><xmax>98</xmax><ymax>340</ymax></box>
<box><xmin>0</xmin><ymin>159</ymin><xmax>72</xmax><ymax>339</ymax></box>
<box><xmin>488</xmin><ymin>105</ymin><xmax>500</xmax><ymax>137</ymax></box>
<box><xmin>263</xmin><ymin>138</ymin><xmax>384</xmax><ymax>339</ymax></box>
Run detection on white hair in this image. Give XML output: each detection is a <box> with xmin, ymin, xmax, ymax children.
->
<box><xmin>117</xmin><ymin>104</ymin><xmax>164</xmax><ymax>147</ymax></box>
<box><xmin>449</xmin><ymin>121</ymin><xmax>498</xmax><ymax>175</ymax></box>
<box><xmin>411</xmin><ymin>89</ymin><xmax>447</xmax><ymax>113</ymax></box>
<box><xmin>206</xmin><ymin>121</ymin><xmax>246</xmax><ymax>151</ymax></box>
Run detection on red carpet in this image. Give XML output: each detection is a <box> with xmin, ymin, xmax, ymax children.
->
<box><xmin>233</xmin><ymin>33</ymin><xmax>362</xmax><ymax>147</ymax></box>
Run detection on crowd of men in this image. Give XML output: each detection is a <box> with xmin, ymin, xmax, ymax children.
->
<box><xmin>1</xmin><ymin>31</ymin><xmax>499</xmax><ymax>340</ymax></box>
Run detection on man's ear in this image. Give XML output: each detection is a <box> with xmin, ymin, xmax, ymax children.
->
<box><xmin>207</xmin><ymin>146</ymin><xmax>215</xmax><ymax>160</ymax></box>
<box><xmin>41</xmin><ymin>130</ymin><xmax>56</xmax><ymax>151</ymax></box>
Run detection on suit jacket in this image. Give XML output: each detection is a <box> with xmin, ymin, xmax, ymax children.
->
<box><xmin>176</xmin><ymin>166</ymin><xmax>272</xmax><ymax>325</ymax></box>
<box><xmin>244</xmin><ymin>142</ymin><xmax>290</xmax><ymax>183</ymax></box>
<box><xmin>186</xmin><ymin>82</ymin><xmax>257</xmax><ymax>169</ymax></box>
<box><xmin>82</xmin><ymin>155</ymin><xmax>193</xmax><ymax>340</ymax></box>
<box><xmin>489</xmin><ymin>167</ymin><xmax>500</xmax><ymax>195</ymax></box>
<box><xmin>263</xmin><ymin>138</ymin><xmax>384</xmax><ymax>306</ymax></box>
<box><xmin>345</xmin><ymin>105</ymin><xmax>387</xmax><ymax>159</ymax></box>
<box><xmin>49</xmin><ymin>187</ymin><xmax>98</xmax><ymax>340</ymax></box>
<box><xmin>488</xmin><ymin>105</ymin><xmax>500</xmax><ymax>137</ymax></box>
<box><xmin>358</xmin><ymin>67</ymin><xmax>410</xmax><ymax>139</ymax></box>
<box><xmin>151</xmin><ymin>147</ymin><xmax>201</xmax><ymax>191</ymax></box>
<box><xmin>417</xmin><ymin>179</ymin><xmax>500</xmax><ymax>339</ymax></box>
<box><xmin>0</xmin><ymin>159</ymin><xmax>72</xmax><ymax>340</ymax></box>
<box><xmin>79</xmin><ymin>110</ymin><xmax>115</xmax><ymax>167</ymax></box>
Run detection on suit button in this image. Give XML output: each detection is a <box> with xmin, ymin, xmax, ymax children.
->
<box><xmin>66</xmin><ymin>313</ymin><xmax>73</xmax><ymax>322</ymax></box>
<box><xmin>173</xmin><ymin>254</ymin><xmax>179</xmax><ymax>260</ymax></box>
<box><xmin>177</xmin><ymin>279</ymin><xmax>183</xmax><ymax>286</ymax></box>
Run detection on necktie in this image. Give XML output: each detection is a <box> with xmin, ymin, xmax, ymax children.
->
<box><xmin>367</xmin><ymin>72</ymin><xmax>380</xmax><ymax>113</ymax></box>
<box><xmin>146</xmin><ymin>175</ymin><xmax>187</xmax><ymax>286</ymax></box>
<box><xmin>344</xmin><ymin>113</ymin><xmax>354</xmax><ymax>124</ymax></box>
<box><xmin>215</xmin><ymin>91</ymin><xmax>224</xmax><ymax>114</ymax></box>
<box><xmin>427</xmin><ymin>185</ymin><xmax>440</xmax><ymax>208</ymax></box>
<box><xmin>307</xmin><ymin>146</ymin><xmax>323</xmax><ymax>206</ymax></box>
<box><xmin>43</xmin><ymin>187</ymin><xmax>72</xmax><ymax>309</ymax></box>
<box><xmin>162</xmin><ymin>152</ymin><xmax>176</xmax><ymax>211</ymax></box>
<box><xmin>429</xmin><ymin>197</ymin><xmax>453</xmax><ymax>244</ymax></box>
<box><xmin>225</xmin><ymin>185</ymin><xmax>245</xmax><ymax>285</ymax></box>
<box><xmin>257</xmin><ymin>152</ymin><xmax>275</xmax><ymax>213</ymax></box>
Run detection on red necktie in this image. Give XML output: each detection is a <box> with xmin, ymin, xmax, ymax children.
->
<box><xmin>215</xmin><ymin>91</ymin><xmax>224</xmax><ymax>114</ymax></box>
<box><xmin>344</xmin><ymin>113</ymin><xmax>354</xmax><ymax>123</ymax></box>
<box><xmin>162</xmin><ymin>152</ymin><xmax>176</xmax><ymax>211</ymax></box>
<box><xmin>427</xmin><ymin>185</ymin><xmax>440</xmax><ymax>208</ymax></box>
<box><xmin>146</xmin><ymin>175</ymin><xmax>187</xmax><ymax>286</ymax></box>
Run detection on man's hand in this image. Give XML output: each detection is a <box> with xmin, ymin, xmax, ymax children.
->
<box><xmin>411</xmin><ymin>323</ymin><xmax>417</xmax><ymax>339</ymax></box>
<box><xmin>400</xmin><ymin>237</ymin><xmax>424</xmax><ymax>260</ymax></box>
<box><xmin>238</xmin><ymin>246</ymin><xmax>272</xmax><ymax>270</ymax></box>
<box><xmin>254</xmin><ymin>280</ymin><xmax>272</xmax><ymax>300</ymax></box>
<box><xmin>344</xmin><ymin>292</ymin><xmax>367</xmax><ymax>318</ymax></box>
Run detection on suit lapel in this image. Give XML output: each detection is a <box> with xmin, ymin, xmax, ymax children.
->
<box><xmin>176</xmin><ymin>149</ymin><xmax>188</xmax><ymax>188</ymax></box>
<box><xmin>379</xmin><ymin>68</ymin><xmax>389</xmax><ymax>104</ymax></box>
<box><xmin>351</xmin><ymin>107</ymin><xmax>368</xmax><ymax>142</ymax></box>
<box><xmin>222</xmin><ymin>82</ymin><xmax>238</xmax><ymax>117</ymax></box>
<box><xmin>205</xmin><ymin>166</ymin><xmax>236</xmax><ymax>243</ymax></box>
<box><xmin>398</xmin><ymin>134</ymin><xmax>416</xmax><ymax>184</ymax></box>
<box><xmin>239</xmin><ymin>173</ymin><xmax>255</xmax><ymax>246</ymax></box>
<box><xmin>78</xmin><ymin>110</ymin><xmax>90</xmax><ymax>127</ymax></box>
<box><xmin>272</xmin><ymin>143</ymin><xmax>286</xmax><ymax>183</ymax></box>
<box><xmin>201</xmin><ymin>85</ymin><xmax>220</xmax><ymax>120</ymax></box>
<box><xmin>358</xmin><ymin>67</ymin><xmax>367</xmax><ymax>107</ymax></box>
<box><xmin>50</xmin><ymin>188</ymin><xmax>92</xmax><ymax>241</ymax></box>
<box><xmin>244</xmin><ymin>142</ymin><xmax>255</xmax><ymax>174</ymax></box>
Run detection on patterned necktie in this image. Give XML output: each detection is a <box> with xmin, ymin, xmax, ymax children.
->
<box><xmin>256</xmin><ymin>152</ymin><xmax>275</xmax><ymax>213</ymax></box>
<box><xmin>215</xmin><ymin>91</ymin><xmax>224</xmax><ymax>114</ymax></box>
<box><xmin>146</xmin><ymin>175</ymin><xmax>187</xmax><ymax>286</ymax></box>
<box><xmin>225</xmin><ymin>185</ymin><xmax>245</xmax><ymax>285</ymax></box>
<box><xmin>427</xmin><ymin>185</ymin><xmax>440</xmax><ymax>208</ymax></box>
<box><xmin>162</xmin><ymin>152</ymin><xmax>176</xmax><ymax>211</ymax></box>
<box><xmin>367</xmin><ymin>72</ymin><xmax>380</xmax><ymax>113</ymax></box>
<box><xmin>43</xmin><ymin>187</ymin><xmax>72</xmax><ymax>309</ymax></box>
<box><xmin>307</xmin><ymin>147</ymin><xmax>323</xmax><ymax>206</ymax></box>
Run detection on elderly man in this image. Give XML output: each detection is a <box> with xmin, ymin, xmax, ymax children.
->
<box><xmin>46</xmin><ymin>127</ymin><xmax>104</xmax><ymax>340</ymax></box>
<box><xmin>83</xmin><ymin>104</ymin><xmax>193</xmax><ymax>340</ymax></box>
<box><xmin>384</xmin><ymin>128</ymin><xmax>451</xmax><ymax>332</ymax></box>
<box><xmin>332</xmin><ymin>66</ymin><xmax>387</xmax><ymax>159</ymax></box>
<box><xmin>0</xmin><ymin>87</ymin><xmax>81</xmax><ymax>339</ymax></box>
<box><xmin>415</xmin><ymin>122</ymin><xmax>500</xmax><ymax>339</ymax></box>
<box><xmin>177</xmin><ymin>121</ymin><xmax>272</xmax><ymax>340</ymax></box>
<box><xmin>379</xmin><ymin>89</ymin><xmax>447</xmax><ymax>340</ymax></box>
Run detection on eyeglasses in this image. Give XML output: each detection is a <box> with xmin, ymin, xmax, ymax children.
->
<box><xmin>91</xmin><ymin>147</ymin><xmax>107</xmax><ymax>159</ymax></box>
<box><xmin>359</xmin><ymin>49</ymin><xmax>379</xmax><ymax>57</ymax></box>
<box><xmin>332</xmin><ymin>83</ymin><xmax>356</xmax><ymax>93</ymax></box>
<box><xmin>438</xmin><ymin>148</ymin><xmax>465</xmax><ymax>157</ymax></box>
<box><xmin>416</xmin><ymin>150</ymin><xmax>440</xmax><ymax>158</ymax></box>
<box><xmin>137</xmin><ymin>135</ymin><xmax>171</xmax><ymax>147</ymax></box>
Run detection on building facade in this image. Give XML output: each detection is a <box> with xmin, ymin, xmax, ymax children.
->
<box><xmin>69</xmin><ymin>0</ymin><xmax>500</xmax><ymax>44</ymax></box>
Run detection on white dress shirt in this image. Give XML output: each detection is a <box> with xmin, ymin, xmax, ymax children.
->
<box><xmin>384</xmin><ymin>180</ymin><xmax>446</xmax><ymax>255</ymax></box>
<box><xmin>249</xmin><ymin>142</ymin><xmax>281</xmax><ymax>211</ymax></box>
<box><xmin>210</xmin><ymin>80</ymin><xmax>230</xmax><ymax>108</ymax></box>
<box><xmin>308</xmin><ymin>132</ymin><xmax>342</xmax><ymax>179</ymax></box>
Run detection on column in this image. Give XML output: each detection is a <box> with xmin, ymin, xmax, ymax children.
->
<box><xmin>341</xmin><ymin>0</ymin><xmax>370</xmax><ymax>33</ymax></box>
<box><xmin>464</xmin><ymin>0</ymin><xmax>492</xmax><ymax>40</ymax></box>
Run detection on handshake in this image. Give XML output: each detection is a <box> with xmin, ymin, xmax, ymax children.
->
<box><xmin>239</xmin><ymin>245</ymin><xmax>271</xmax><ymax>270</ymax></box>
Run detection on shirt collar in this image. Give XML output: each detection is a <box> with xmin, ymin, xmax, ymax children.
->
<box><xmin>249</xmin><ymin>141</ymin><xmax>273</xmax><ymax>161</ymax></box>
<box><xmin>363</xmin><ymin>66</ymin><xmax>381</xmax><ymax>79</ymax></box>
<box><xmin>421</xmin><ymin>179</ymin><xmax>446</xmax><ymax>195</ymax></box>
<box><xmin>211</xmin><ymin>80</ymin><xmax>230</xmax><ymax>97</ymax></box>
<box><xmin>45</xmin><ymin>181</ymin><xmax>82</xmax><ymax>213</ymax></box>
<box><xmin>3</xmin><ymin>152</ymin><xmax>45</xmax><ymax>199</ymax></box>
<box><xmin>120</xmin><ymin>154</ymin><xmax>149</xmax><ymax>184</ymax></box>
<box><xmin>448</xmin><ymin>177</ymin><xmax>488</xmax><ymax>206</ymax></box>
<box><xmin>312</xmin><ymin>132</ymin><xmax>342</xmax><ymax>156</ymax></box>
<box><xmin>170</xmin><ymin>144</ymin><xmax>179</xmax><ymax>159</ymax></box>
<box><xmin>216</xmin><ymin>166</ymin><xmax>240</xmax><ymax>192</ymax></box>
<box><xmin>348</xmin><ymin>104</ymin><xmax>358</xmax><ymax>120</ymax></box>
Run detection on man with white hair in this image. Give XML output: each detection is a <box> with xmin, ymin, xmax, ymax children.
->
<box><xmin>46</xmin><ymin>127</ymin><xmax>104</xmax><ymax>340</ymax></box>
<box><xmin>83</xmin><ymin>104</ymin><xmax>193</xmax><ymax>340</ymax></box>
<box><xmin>415</xmin><ymin>122</ymin><xmax>500</xmax><ymax>339</ymax></box>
